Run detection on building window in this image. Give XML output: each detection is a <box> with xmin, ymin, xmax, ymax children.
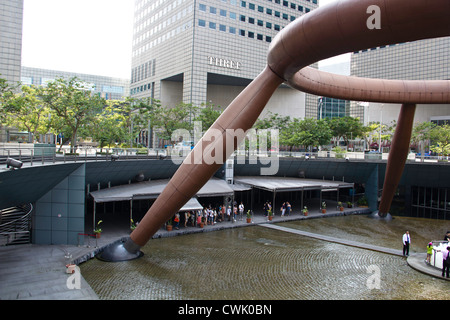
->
<box><xmin>210</xmin><ymin>6</ymin><xmax>217</xmax><ymax>14</ymax></box>
<box><xmin>275</xmin><ymin>11</ymin><xmax>280</xmax><ymax>17</ymax></box>
<box><xmin>199</xmin><ymin>3</ymin><xmax>206</xmax><ymax>11</ymax></box>
<box><xmin>274</xmin><ymin>24</ymin><xmax>280</xmax><ymax>31</ymax></box>
<box><xmin>240</xmin><ymin>29</ymin><xmax>246</xmax><ymax>36</ymax></box>
<box><xmin>282</xmin><ymin>13</ymin><xmax>288</xmax><ymax>20</ymax></box>
<box><xmin>229</xmin><ymin>26</ymin><xmax>236</xmax><ymax>34</ymax></box>
<box><xmin>283</xmin><ymin>0</ymin><xmax>288</xmax><ymax>7</ymax></box>
<box><xmin>266</xmin><ymin>8</ymin><xmax>272</xmax><ymax>15</ymax></box>
<box><xmin>209</xmin><ymin>22</ymin><xmax>216</xmax><ymax>29</ymax></box>
<box><xmin>266</xmin><ymin>36</ymin><xmax>272</xmax><ymax>42</ymax></box>
<box><xmin>198</xmin><ymin>19</ymin><xmax>206</xmax><ymax>27</ymax></box>
<box><xmin>266</xmin><ymin>22</ymin><xmax>272</xmax><ymax>29</ymax></box>
<box><xmin>290</xmin><ymin>3</ymin><xmax>296</xmax><ymax>9</ymax></box>
<box><xmin>298</xmin><ymin>5</ymin><xmax>303</xmax><ymax>12</ymax></box>
<box><xmin>248</xmin><ymin>17</ymin><xmax>255</xmax><ymax>24</ymax></box>
<box><xmin>220</xmin><ymin>9</ymin><xmax>227</xmax><ymax>17</ymax></box>
<box><xmin>257</xmin><ymin>33</ymin><xmax>263</xmax><ymax>40</ymax></box>
<box><xmin>240</xmin><ymin>15</ymin><xmax>246</xmax><ymax>22</ymax></box>
<box><xmin>230</xmin><ymin>12</ymin><xmax>237</xmax><ymax>19</ymax></box>
<box><xmin>248</xmin><ymin>31</ymin><xmax>254</xmax><ymax>38</ymax></box>
<box><xmin>257</xmin><ymin>19</ymin><xmax>263</xmax><ymax>26</ymax></box>
<box><xmin>258</xmin><ymin>5</ymin><xmax>264</xmax><ymax>12</ymax></box>
<box><xmin>219</xmin><ymin>24</ymin><xmax>226</xmax><ymax>32</ymax></box>
<box><xmin>241</xmin><ymin>1</ymin><xmax>246</xmax><ymax>7</ymax></box>
<box><xmin>249</xmin><ymin>3</ymin><xmax>255</xmax><ymax>10</ymax></box>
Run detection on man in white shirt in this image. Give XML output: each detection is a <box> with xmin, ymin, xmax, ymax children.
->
<box><xmin>441</xmin><ymin>246</ymin><xmax>449</xmax><ymax>278</ymax></box>
<box><xmin>402</xmin><ymin>231</ymin><xmax>411</xmax><ymax>256</ymax></box>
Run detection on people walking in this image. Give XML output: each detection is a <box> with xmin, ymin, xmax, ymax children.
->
<box><xmin>280</xmin><ymin>202</ymin><xmax>286</xmax><ymax>216</ymax></box>
<box><xmin>402</xmin><ymin>231</ymin><xmax>411</xmax><ymax>256</ymax></box>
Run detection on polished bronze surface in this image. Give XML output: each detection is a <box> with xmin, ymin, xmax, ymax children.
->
<box><xmin>122</xmin><ymin>0</ymin><xmax>450</xmax><ymax>254</ymax></box>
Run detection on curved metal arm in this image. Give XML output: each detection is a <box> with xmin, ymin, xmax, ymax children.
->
<box><xmin>111</xmin><ymin>0</ymin><xmax>450</xmax><ymax>259</ymax></box>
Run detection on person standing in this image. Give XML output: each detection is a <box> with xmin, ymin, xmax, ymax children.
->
<box><xmin>239</xmin><ymin>202</ymin><xmax>244</xmax><ymax>221</ymax></box>
<box><xmin>426</xmin><ymin>242</ymin><xmax>433</xmax><ymax>264</ymax></box>
<box><xmin>441</xmin><ymin>246</ymin><xmax>450</xmax><ymax>278</ymax></box>
<box><xmin>286</xmin><ymin>202</ymin><xmax>291</xmax><ymax>216</ymax></box>
<box><xmin>280</xmin><ymin>202</ymin><xmax>286</xmax><ymax>216</ymax></box>
<box><xmin>402</xmin><ymin>231</ymin><xmax>411</xmax><ymax>256</ymax></box>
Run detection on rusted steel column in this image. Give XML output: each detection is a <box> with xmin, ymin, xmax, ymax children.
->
<box><xmin>378</xmin><ymin>104</ymin><xmax>416</xmax><ymax>217</ymax></box>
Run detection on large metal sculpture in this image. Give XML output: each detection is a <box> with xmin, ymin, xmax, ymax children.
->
<box><xmin>98</xmin><ymin>0</ymin><xmax>450</xmax><ymax>261</ymax></box>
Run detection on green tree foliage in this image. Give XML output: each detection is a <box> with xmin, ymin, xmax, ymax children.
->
<box><xmin>280</xmin><ymin>118</ymin><xmax>333</xmax><ymax>151</ymax></box>
<box><xmin>2</xmin><ymin>85</ymin><xmax>50</xmax><ymax>142</ymax></box>
<box><xmin>37</xmin><ymin>77</ymin><xmax>105</xmax><ymax>152</ymax></box>
<box><xmin>151</xmin><ymin>102</ymin><xmax>196</xmax><ymax>145</ymax></box>
<box><xmin>327</xmin><ymin>116</ymin><xmax>364</xmax><ymax>146</ymax></box>
<box><xmin>429</xmin><ymin>124</ymin><xmax>450</xmax><ymax>157</ymax></box>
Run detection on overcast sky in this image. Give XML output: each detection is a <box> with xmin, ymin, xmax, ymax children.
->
<box><xmin>21</xmin><ymin>0</ymin><xmax>345</xmax><ymax>79</ymax></box>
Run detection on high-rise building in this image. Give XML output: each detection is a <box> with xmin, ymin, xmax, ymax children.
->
<box><xmin>21</xmin><ymin>67</ymin><xmax>130</xmax><ymax>101</ymax></box>
<box><xmin>130</xmin><ymin>0</ymin><xmax>319</xmax><ymax>120</ymax></box>
<box><xmin>350</xmin><ymin>37</ymin><xmax>450</xmax><ymax>125</ymax></box>
<box><xmin>0</xmin><ymin>0</ymin><xmax>23</xmax><ymax>85</ymax></box>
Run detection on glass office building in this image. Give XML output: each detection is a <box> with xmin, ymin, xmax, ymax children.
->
<box><xmin>0</xmin><ymin>0</ymin><xmax>23</xmax><ymax>85</ymax></box>
<box><xmin>318</xmin><ymin>96</ymin><xmax>349</xmax><ymax>120</ymax></box>
<box><xmin>130</xmin><ymin>0</ymin><xmax>319</xmax><ymax>120</ymax></box>
<box><xmin>21</xmin><ymin>67</ymin><xmax>130</xmax><ymax>101</ymax></box>
<box><xmin>350</xmin><ymin>37</ymin><xmax>450</xmax><ymax>125</ymax></box>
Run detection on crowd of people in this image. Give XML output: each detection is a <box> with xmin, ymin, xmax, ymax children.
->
<box><xmin>171</xmin><ymin>201</ymin><xmax>248</xmax><ymax>230</ymax></box>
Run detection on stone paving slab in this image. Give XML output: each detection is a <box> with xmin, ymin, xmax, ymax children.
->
<box><xmin>2</xmin><ymin>206</ymin><xmax>446</xmax><ymax>300</ymax></box>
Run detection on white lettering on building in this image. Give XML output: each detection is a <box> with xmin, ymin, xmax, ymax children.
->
<box><xmin>207</xmin><ymin>56</ymin><xmax>242</xmax><ymax>70</ymax></box>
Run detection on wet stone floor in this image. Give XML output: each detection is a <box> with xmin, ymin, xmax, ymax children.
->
<box><xmin>81</xmin><ymin>215</ymin><xmax>450</xmax><ymax>300</ymax></box>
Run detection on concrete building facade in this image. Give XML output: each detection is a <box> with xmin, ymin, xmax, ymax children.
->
<box><xmin>130</xmin><ymin>0</ymin><xmax>319</xmax><ymax>120</ymax></box>
<box><xmin>350</xmin><ymin>37</ymin><xmax>450</xmax><ymax>125</ymax></box>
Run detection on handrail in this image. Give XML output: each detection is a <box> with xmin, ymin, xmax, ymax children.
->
<box><xmin>0</xmin><ymin>204</ymin><xmax>33</xmax><ymax>245</ymax></box>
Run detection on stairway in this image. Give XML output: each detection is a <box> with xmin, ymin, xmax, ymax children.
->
<box><xmin>0</xmin><ymin>204</ymin><xmax>32</xmax><ymax>246</ymax></box>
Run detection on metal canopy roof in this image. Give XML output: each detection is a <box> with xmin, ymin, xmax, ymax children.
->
<box><xmin>233</xmin><ymin>176</ymin><xmax>354</xmax><ymax>193</ymax></box>
<box><xmin>89</xmin><ymin>177</ymin><xmax>235</xmax><ymax>203</ymax></box>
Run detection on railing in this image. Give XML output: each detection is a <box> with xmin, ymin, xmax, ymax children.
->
<box><xmin>1</xmin><ymin>145</ymin><xmax>449</xmax><ymax>168</ymax></box>
<box><xmin>0</xmin><ymin>145</ymin><xmax>167</xmax><ymax>167</ymax></box>
<box><xmin>0</xmin><ymin>203</ymin><xmax>33</xmax><ymax>246</ymax></box>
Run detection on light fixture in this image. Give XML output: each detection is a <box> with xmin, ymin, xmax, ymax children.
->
<box><xmin>6</xmin><ymin>158</ymin><xmax>23</xmax><ymax>170</ymax></box>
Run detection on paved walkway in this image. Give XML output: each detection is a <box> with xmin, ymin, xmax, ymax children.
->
<box><xmin>260</xmin><ymin>223</ymin><xmax>404</xmax><ymax>256</ymax></box>
<box><xmin>0</xmin><ymin>206</ymin><xmax>447</xmax><ymax>300</ymax></box>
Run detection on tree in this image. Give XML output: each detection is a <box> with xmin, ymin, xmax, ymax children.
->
<box><xmin>327</xmin><ymin>116</ymin><xmax>364</xmax><ymax>146</ymax></box>
<box><xmin>82</xmin><ymin>101</ymin><xmax>128</xmax><ymax>151</ymax></box>
<box><xmin>280</xmin><ymin>118</ymin><xmax>332</xmax><ymax>151</ymax></box>
<box><xmin>411</xmin><ymin>121</ymin><xmax>436</xmax><ymax>154</ymax></box>
<box><xmin>0</xmin><ymin>76</ymin><xmax>20</xmax><ymax>124</ymax></box>
<box><xmin>37</xmin><ymin>77</ymin><xmax>105</xmax><ymax>153</ymax></box>
<box><xmin>429</xmin><ymin>124</ymin><xmax>450</xmax><ymax>157</ymax></box>
<box><xmin>254</xmin><ymin>112</ymin><xmax>291</xmax><ymax>130</ymax></box>
<box><xmin>151</xmin><ymin>102</ymin><xmax>196</xmax><ymax>145</ymax></box>
<box><xmin>194</xmin><ymin>102</ymin><xmax>223</xmax><ymax>131</ymax></box>
<box><xmin>2</xmin><ymin>85</ymin><xmax>50</xmax><ymax>142</ymax></box>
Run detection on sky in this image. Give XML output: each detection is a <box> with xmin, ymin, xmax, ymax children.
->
<box><xmin>21</xmin><ymin>0</ymin><xmax>134</xmax><ymax>79</ymax></box>
<box><xmin>21</xmin><ymin>0</ymin><xmax>346</xmax><ymax>80</ymax></box>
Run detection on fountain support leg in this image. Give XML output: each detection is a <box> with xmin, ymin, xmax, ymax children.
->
<box><xmin>377</xmin><ymin>103</ymin><xmax>416</xmax><ymax>218</ymax></box>
<box><xmin>96</xmin><ymin>66</ymin><xmax>284</xmax><ymax>262</ymax></box>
